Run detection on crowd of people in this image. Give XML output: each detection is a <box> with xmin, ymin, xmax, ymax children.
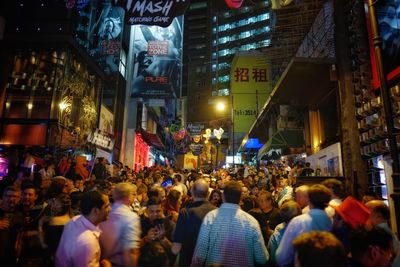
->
<box><xmin>0</xmin><ymin>151</ymin><xmax>399</xmax><ymax>267</ymax></box>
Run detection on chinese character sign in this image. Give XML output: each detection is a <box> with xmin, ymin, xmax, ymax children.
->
<box><xmin>230</xmin><ymin>51</ymin><xmax>272</xmax><ymax>135</ymax></box>
<box><xmin>131</xmin><ymin>16</ymin><xmax>183</xmax><ymax>98</ymax></box>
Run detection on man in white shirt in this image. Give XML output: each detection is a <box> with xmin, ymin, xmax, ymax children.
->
<box><xmin>100</xmin><ymin>183</ymin><xmax>141</xmax><ymax>267</ymax></box>
<box><xmin>56</xmin><ymin>190</ymin><xmax>111</xmax><ymax>267</ymax></box>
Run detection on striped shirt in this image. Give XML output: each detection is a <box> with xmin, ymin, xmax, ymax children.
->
<box><xmin>191</xmin><ymin>203</ymin><xmax>269</xmax><ymax>267</ymax></box>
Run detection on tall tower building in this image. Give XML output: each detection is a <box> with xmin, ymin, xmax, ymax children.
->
<box><xmin>184</xmin><ymin>1</ymin><xmax>272</xmax><ymax>123</ymax></box>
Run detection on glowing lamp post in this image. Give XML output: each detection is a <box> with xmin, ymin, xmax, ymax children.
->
<box><xmin>214</xmin><ymin>127</ymin><xmax>224</xmax><ymax>168</ymax></box>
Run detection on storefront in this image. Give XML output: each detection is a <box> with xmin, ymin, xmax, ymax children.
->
<box><xmin>134</xmin><ymin>132</ymin><xmax>149</xmax><ymax>171</ymax></box>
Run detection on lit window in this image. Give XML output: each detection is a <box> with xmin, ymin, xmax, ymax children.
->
<box><xmin>119</xmin><ymin>49</ymin><xmax>127</xmax><ymax>78</ymax></box>
<box><xmin>218</xmin><ymin>89</ymin><xmax>230</xmax><ymax>96</ymax></box>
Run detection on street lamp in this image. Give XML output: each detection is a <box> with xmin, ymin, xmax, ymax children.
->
<box><xmin>215</xmin><ymin>98</ymin><xmax>235</xmax><ymax>166</ymax></box>
<box><xmin>216</xmin><ymin>102</ymin><xmax>226</xmax><ymax>112</ymax></box>
<box><xmin>214</xmin><ymin>127</ymin><xmax>224</xmax><ymax>168</ymax></box>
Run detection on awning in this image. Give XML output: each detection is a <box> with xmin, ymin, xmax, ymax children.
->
<box><xmin>257</xmin><ymin>130</ymin><xmax>304</xmax><ymax>159</ymax></box>
<box><xmin>136</xmin><ymin>129</ymin><xmax>165</xmax><ymax>149</ymax></box>
<box><xmin>239</xmin><ymin>57</ymin><xmax>335</xmax><ymax>150</ymax></box>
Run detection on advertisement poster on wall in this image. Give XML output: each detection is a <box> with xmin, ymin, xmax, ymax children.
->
<box><xmin>366</xmin><ymin>0</ymin><xmax>400</xmax><ymax>87</ymax></box>
<box><xmin>99</xmin><ymin>105</ymin><xmax>114</xmax><ymax>135</ymax></box>
<box><xmin>377</xmin><ymin>1</ymin><xmax>400</xmax><ymax>76</ymax></box>
<box><xmin>112</xmin><ymin>0</ymin><xmax>190</xmax><ymax>27</ymax></box>
<box><xmin>84</xmin><ymin>1</ymin><xmax>125</xmax><ymax>76</ymax></box>
<box><xmin>131</xmin><ymin>16</ymin><xmax>183</xmax><ymax>98</ymax></box>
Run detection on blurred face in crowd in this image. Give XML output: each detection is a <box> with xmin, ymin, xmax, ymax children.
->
<box><xmin>295</xmin><ymin>191</ymin><xmax>309</xmax><ymax>209</ymax></box>
<box><xmin>242</xmin><ymin>187</ymin><xmax>249</xmax><ymax>198</ymax></box>
<box><xmin>96</xmin><ymin>195</ymin><xmax>111</xmax><ymax>223</ymax></box>
<box><xmin>211</xmin><ymin>192</ymin><xmax>221</xmax><ymax>203</ymax></box>
<box><xmin>63</xmin><ymin>179</ymin><xmax>74</xmax><ymax>194</ymax></box>
<box><xmin>74</xmin><ymin>180</ymin><xmax>84</xmax><ymax>191</ymax></box>
<box><xmin>258</xmin><ymin>192</ymin><xmax>272</xmax><ymax>211</ymax></box>
<box><xmin>251</xmin><ymin>187</ymin><xmax>259</xmax><ymax>196</ymax></box>
<box><xmin>148</xmin><ymin>204</ymin><xmax>164</xmax><ymax>222</ymax></box>
<box><xmin>2</xmin><ymin>189</ymin><xmax>20</xmax><ymax>211</ymax></box>
<box><xmin>41</xmin><ymin>177</ymin><xmax>51</xmax><ymax>190</ymax></box>
<box><xmin>368</xmin><ymin>243</ymin><xmax>395</xmax><ymax>267</ymax></box>
<box><xmin>22</xmin><ymin>188</ymin><xmax>38</xmax><ymax>209</ymax></box>
<box><xmin>210</xmin><ymin>181</ymin><xmax>217</xmax><ymax>189</ymax></box>
<box><xmin>279</xmin><ymin>178</ymin><xmax>289</xmax><ymax>188</ymax></box>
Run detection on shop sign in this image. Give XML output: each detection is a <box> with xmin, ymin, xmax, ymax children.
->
<box><xmin>87</xmin><ymin>129</ymin><xmax>115</xmax><ymax>150</ymax></box>
<box><xmin>112</xmin><ymin>0</ymin><xmax>190</xmax><ymax>27</ymax></box>
<box><xmin>187</xmin><ymin>123</ymin><xmax>205</xmax><ymax>137</ymax></box>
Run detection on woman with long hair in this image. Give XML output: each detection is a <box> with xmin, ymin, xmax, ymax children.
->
<box><xmin>164</xmin><ymin>189</ymin><xmax>182</xmax><ymax>223</ymax></box>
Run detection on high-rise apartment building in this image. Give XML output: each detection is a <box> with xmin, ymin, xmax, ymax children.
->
<box><xmin>184</xmin><ymin>1</ymin><xmax>272</xmax><ymax>123</ymax></box>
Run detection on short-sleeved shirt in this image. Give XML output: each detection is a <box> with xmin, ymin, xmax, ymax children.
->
<box><xmin>99</xmin><ymin>203</ymin><xmax>141</xmax><ymax>266</ymax></box>
<box><xmin>173</xmin><ymin>200</ymin><xmax>216</xmax><ymax>267</ymax></box>
<box><xmin>191</xmin><ymin>203</ymin><xmax>269</xmax><ymax>267</ymax></box>
<box><xmin>56</xmin><ymin>215</ymin><xmax>102</xmax><ymax>267</ymax></box>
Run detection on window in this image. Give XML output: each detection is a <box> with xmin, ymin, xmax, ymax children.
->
<box><xmin>218</xmin><ymin>75</ymin><xmax>230</xmax><ymax>83</ymax></box>
<box><xmin>119</xmin><ymin>49</ymin><xmax>127</xmax><ymax>78</ymax></box>
<box><xmin>218</xmin><ymin>89</ymin><xmax>230</xmax><ymax>96</ymax></box>
<box><xmin>190</xmin><ymin>2</ymin><xmax>207</xmax><ymax>10</ymax></box>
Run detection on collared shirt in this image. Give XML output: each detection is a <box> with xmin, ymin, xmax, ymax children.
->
<box><xmin>268</xmin><ymin>222</ymin><xmax>287</xmax><ymax>264</ymax></box>
<box><xmin>55</xmin><ymin>215</ymin><xmax>101</xmax><ymax>267</ymax></box>
<box><xmin>99</xmin><ymin>202</ymin><xmax>141</xmax><ymax>266</ymax></box>
<box><xmin>191</xmin><ymin>203</ymin><xmax>269</xmax><ymax>267</ymax></box>
<box><xmin>275</xmin><ymin>208</ymin><xmax>332</xmax><ymax>267</ymax></box>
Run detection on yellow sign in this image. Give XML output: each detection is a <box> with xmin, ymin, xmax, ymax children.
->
<box><xmin>230</xmin><ymin>52</ymin><xmax>271</xmax><ymax>133</ymax></box>
<box><xmin>184</xmin><ymin>153</ymin><xmax>198</xmax><ymax>169</ymax></box>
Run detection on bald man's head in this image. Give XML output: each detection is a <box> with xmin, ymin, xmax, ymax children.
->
<box><xmin>192</xmin><ymin>179</ymin><xmax>209</xmax><ymax>199</ymax></box>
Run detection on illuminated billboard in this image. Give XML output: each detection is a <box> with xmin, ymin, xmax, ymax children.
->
<box><xmin>231</xmin><ymin>51</ymin><xmax>272</xmax><ymax>135</ymax></box>
<box><xmin>112</xmin><ymin>0</ymin><xmax>190</xmax><ymax>27</ymax></box>
<box><xmin>75</xmin><ymin>1</ymin><xmax>124</xmax><ymax>77</ymax></box>
<box><xmin>377</xmin><ymin>0</ymin><xmax>400</xmax><ymax>76</ymax></box>
<box><xmin>131</xmin><ymin>16</ymin><xmax>183</xmax><ymax>98</ymax></box>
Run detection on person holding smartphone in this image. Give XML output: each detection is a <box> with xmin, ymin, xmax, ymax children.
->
<box><xmin>140</xmin><ymin>196</ymin><xmax>176</xmax><ymax>266</ymax></box>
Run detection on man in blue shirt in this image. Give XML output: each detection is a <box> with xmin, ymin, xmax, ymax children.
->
<box><xmin>275</xmin><ymin>184</ymin><xmax>332</xmax><ymax>267</ymax></box>
<box><xmin>191</xmin><ymin>180</ymin><xmax>269</xmax><ymax>267</ymax></box>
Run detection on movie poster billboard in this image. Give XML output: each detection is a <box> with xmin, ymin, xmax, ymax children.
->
<box><xmin>230</xmin><ymin>51</ymin><xmax>272</xmax><ymax>137</ymax></box>
<box><xmin>99</xmin><ymin>105</ymin><xmax>114</xmax><ymax>135</ymax></box>
<box><xmin>131</xmin><ymin>16</ymin><xmax>183</xmax><ymax>98</ymax></box>
<box><xmin>366</xmin><ymin>0</ymin><xmax>400</xmax><ymax>88</ymax></box>
<box><xmin>87</xmin><ymin>1</ymin><xmax>124</xmax><ymax>76</ymax></box>
<box><xmin>112</xmin><ymin>0</ymin><xmax>190</xmax><ymax>27</ymax></box>
<box><xmin>377</xmin><ymin>1</ymin><xmax>400</xmax><ymax>76</ymax></box>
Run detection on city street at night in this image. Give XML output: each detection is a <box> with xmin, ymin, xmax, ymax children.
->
<box><xmin>0</xmin><ymin>0</ymin><xmax>400</xmax><ymax>266</ymax></box>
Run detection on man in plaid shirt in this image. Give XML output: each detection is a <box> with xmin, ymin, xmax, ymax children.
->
<box><xmin>191</xmin><ymin>180</ymin><xmax>269</xmax><ymax>267</ymax></box>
